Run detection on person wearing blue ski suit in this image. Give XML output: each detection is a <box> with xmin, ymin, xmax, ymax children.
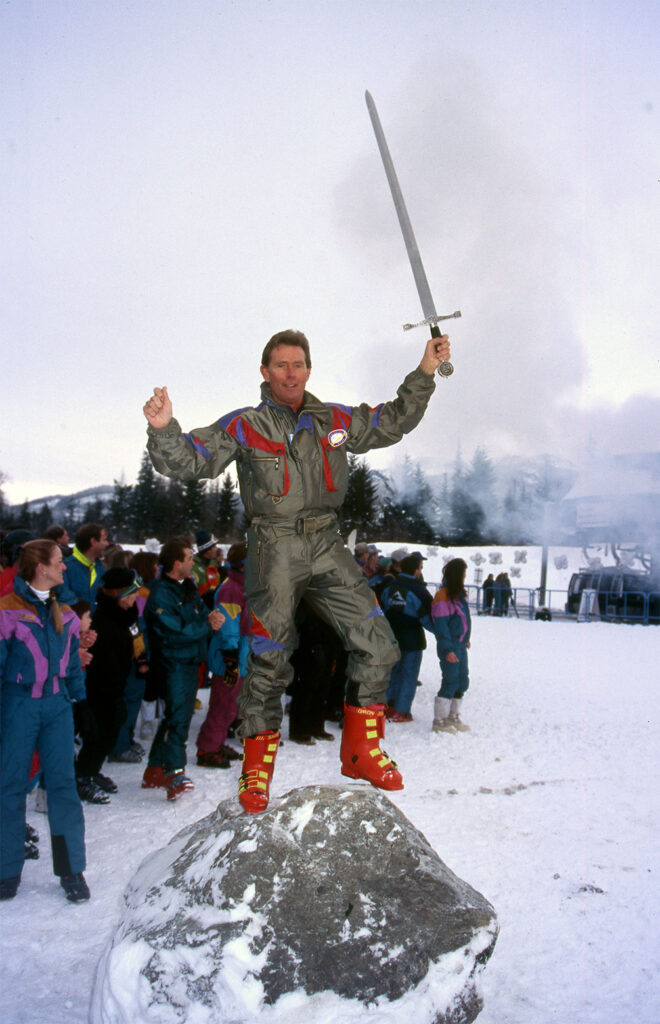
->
<box><xmin>142</xmin><ymin>540</ymin><xmax>223</xmax><ymax>797</ymax></box>
<box><xmin>0</xmin><ymin>540</ymin><xmax>89</xmax><ymax>901</ymax></box>
<box><xmin>379</xmin><ymin>553</ymin><xmax>436</xmax><ymax>719</ymax></box>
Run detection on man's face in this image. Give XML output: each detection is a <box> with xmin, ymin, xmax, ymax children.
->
<box><xmin>366</xmin><ymin>552</ymin><xmax>380</xmax><ymax>574</ymax></box>
<box><xmin>88</xmin><ymin>529</ymin><xmax>109</xmax><ymax>560</ymax></box>
<box><xmin>260</xmin><ymin>344</ymin><xmax>311</xmax><ymax>411</ymax></box>
<box><xmin>203</xmin><ymin>544</ymin><xmax>219</xmax><ymax>562</ymax></box>
<box><xmin>173</xmin><ymin>548</ymin><xmax>195</xmax><ymax>580</ymax></box>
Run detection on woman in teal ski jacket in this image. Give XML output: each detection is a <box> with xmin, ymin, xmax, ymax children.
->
<box><xmin>0</xmin><ymin>539</ymin><xmax>90</xmax><ymax>902</ymax></box>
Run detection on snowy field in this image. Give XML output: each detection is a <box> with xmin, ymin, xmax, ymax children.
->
<box><xmin>1</xmin><ymin>616</ymin><xmax>659</xmax><ymax>1024</ymax></box>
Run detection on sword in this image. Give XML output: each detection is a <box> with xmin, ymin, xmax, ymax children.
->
<box><xmin>365</xmin><ymin>90</ymin><xmax>458</xmax><ymax>377</ymax></box>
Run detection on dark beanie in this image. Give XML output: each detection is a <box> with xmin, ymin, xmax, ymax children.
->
<box><xmin>196</xmin><ymin>529</ymin><xmax>218</xmax><ymax>553</ymax></box>
<box><xmin>102</xmin><ymin>567</ymin><xmax>137</xmax><ymax>592</ymax></box>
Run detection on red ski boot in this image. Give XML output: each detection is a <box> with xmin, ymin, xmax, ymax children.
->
<box><xmin>340</xmin><ymin>704</ymin><xmax>404</xmax><ymax>791</ymax></box>
<box><xmin>238</xmin><ymin>731</ymin><xmax>280</xmax><ymax>814</ymax></box>
<box><xmin>165</xmin><ymin>770</ymin><xmax>195</xmax><ymax>801</ymax></box>
<box><xmin>141</xmin><ymin>765</ymin><xmax>167</xmax><ymax>789</ymax></box>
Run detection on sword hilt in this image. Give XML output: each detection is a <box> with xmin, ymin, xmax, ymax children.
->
<box><xmin>431</xmin><ymin>325</ymin><xmax>454</xmax><ymax>378</ymax></box>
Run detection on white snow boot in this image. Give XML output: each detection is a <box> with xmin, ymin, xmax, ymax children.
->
<box><xmin>449</xmin><ymin>698</ymin><xmax>470</xmax><ymax>732</ymax></box>
<box><xmin>432</xmin><ymin>697</ymin><xmax>457</xmax><ymax>733</ymax></box>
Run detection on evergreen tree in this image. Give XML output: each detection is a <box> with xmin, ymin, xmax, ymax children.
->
<box><xmin>61</xmin><ymin>500</ymin><xmax>79</xmax><ymax>536</ymax></box>
<box><xmin>159</xmin><ymin>479</ymin><xmax>188</xmax><ymax>540</ymax></box>
<box><xmin>408</xmin><ymin>460</ymin><xmax>436</xmax><ymax>542</ymax></box>
<box><xmin>16</xmin><ymin>500</ymin><xmax>33</xmax><ymax>531</ymax></box>
<box><xmin>448</xmin><ymin>454</ymin><xmax>484</xmax><ymax>543</ymax></box>
<box><xmin>434</xmin><ymin>471</ymin><xmax>452</xmax><ymax>543</ymax></box>
<box><xmin>214</xmin><ymin>472</ymin><xmax>240</xmax><ymax>540</ymax></box>
<box><xmin>202</xmin><ymin>481</ymin><xmax>219</xmax><ymax>532</ymax></box>
<box><xmin>338</xmin><ymin>456</ymin><xmax>380</xmax><ymax>537</ymax></box>
<box><xmin>380</xmin><ymin>457</ymin><xmax>435</xmax><ymax>543</ymax></box>
<box><xmin>131</xmin><ymin>453</ymin><xmax>162</xmax><ymax>539</ymax></box>
<box><xmin>32</xmin><ymin>502</ymin><xmax>53</xmax><ymax>538</ymax></box>
<box><xmin>108</xmin><ymin>479</ymin><xmax>134</xmax><ymax>542</ymax></box>
<box><xmin>84</xmin><ymin>497</ymin><xmax>108</xmax><ymax>526</ymax></box>
<box><xmin>180</xmin><ymin>479</ymin><xmax>207</xmax><ymax>535</ymax></box>
<box><xmin>379</xmin><ymin>486</ymin><xmax>407</xmax><ymax>541</ymax></box>
<box><xmin>461</xmin><ymin>447</ymin><xmax>497</xmax><ymax>543</ymax></box>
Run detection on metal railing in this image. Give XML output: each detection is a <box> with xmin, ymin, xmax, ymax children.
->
<box><xmin>427</xmin><ymin>584</ymin><xmax>660</xmax><ymax>625</ymax></box>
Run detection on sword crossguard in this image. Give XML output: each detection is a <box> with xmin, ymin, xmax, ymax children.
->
<box><xmin>402</xmin><ymin>310</ymin><xmax>461</xmax><ymax>331</ymax></box>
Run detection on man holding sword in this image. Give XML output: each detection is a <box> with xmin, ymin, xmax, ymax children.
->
<box><xmin>143</xmin><ymin>328</ymin><xmax>450</xmax><ymax>812</ymax></box>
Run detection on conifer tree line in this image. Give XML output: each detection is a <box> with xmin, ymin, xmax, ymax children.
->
<box><xmin>2</xmin><ymin>448</ymin><xmax>572</xmax><ymax>546</ymax></box>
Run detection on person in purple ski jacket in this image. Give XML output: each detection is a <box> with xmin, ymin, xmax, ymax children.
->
<box><xmin>431</xmin><ymin>557</ymin><xmax>472</xmax><ymax>734</ymax></box>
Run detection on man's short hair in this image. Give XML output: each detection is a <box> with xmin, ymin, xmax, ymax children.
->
<box><xmin>261</xmin><ymin>330</ymin><xmax>312</xmax><ymax>369</ymax></box>
<box><xmin>75</xmin><ymin>522</ymin><xmax>104</xmax><ymax>553</ymax></box>
<box><xmin>159</xmin><ymin>537</ymin><xmax>192</xmax><ymax>574</ymax></box>
<box><xmin>400</xmin><ymin>554</ymin><xmax>423</xmax><ymax>575</ymax></box>
<box><xmin>44</xmin><ymin>524</ymin><xmax>66</xmax><ymax>542</ymax></box>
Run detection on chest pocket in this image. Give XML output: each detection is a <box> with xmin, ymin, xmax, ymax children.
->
<box><xmin>248</xmin><ymin>449</ymin><xmax>290</xmax><ymax>499</ymax></box>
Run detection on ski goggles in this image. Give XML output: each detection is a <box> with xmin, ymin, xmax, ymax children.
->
<box><xmin>117</xmin><ymin>570</ymin><xmax>143</xmax><ymax>600</ymax></box>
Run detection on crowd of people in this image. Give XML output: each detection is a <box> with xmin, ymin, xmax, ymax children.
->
<box><xmin>0</xmin><ymin>517</ymin><xmax>475</xmax><ymax>904</ymax></box>
<box><xmin>3</xmin><ymin>324</ymin><xmax>464</xmax><ymax>900</ymax></box>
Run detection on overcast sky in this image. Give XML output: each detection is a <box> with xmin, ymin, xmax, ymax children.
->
<box><xmin>2</xmin><ymin>0</ymin><xmax>658</xmax><ymax>505</ymax></box>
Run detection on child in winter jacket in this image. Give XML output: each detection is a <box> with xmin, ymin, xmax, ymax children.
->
<box><xmin>431</xmin><ymin>557</ymin><xmax>472</xmax><ymax>733</ymax></box>
<box><xmin>196</xmin><ymin>543</ymin><xmax>249</xmax><ymax>768</ymax></box>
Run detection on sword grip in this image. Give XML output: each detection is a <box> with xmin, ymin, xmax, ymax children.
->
<box><xmin>431</xmin><ymin>325</ymin><xmax>454</xmax><ymax>378</ymax></box>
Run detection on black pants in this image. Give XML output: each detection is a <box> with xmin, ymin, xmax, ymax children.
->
<box><xmin>76</xmin><ymin>691</ymin><xmax>125</xmax><ymax>777</ymax></box>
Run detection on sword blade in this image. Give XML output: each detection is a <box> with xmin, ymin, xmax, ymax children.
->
<box><xmin>365</xmin><ymin>90</ymin><xmax>456</xmax><ymax>376</ymax></box>
<box><xmin>365</xmin><ymin>90</ymin><xmax>438</xmax><ymax>323</ymax></box>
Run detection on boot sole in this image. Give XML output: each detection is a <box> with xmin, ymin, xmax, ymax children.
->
<box><xmin>239</xmin><ymin>799</ymin><xmax>269</xmax><ymax>814</ymax></box>
<box><xmin>340</xmin><ymin>767</ymin><xmax>404</xmax><ymax>791</ymax></box>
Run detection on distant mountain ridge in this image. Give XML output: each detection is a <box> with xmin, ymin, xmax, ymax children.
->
<box><xmin>10</xmin><ymin>485</ymin><xmax>114</xmax><ymax>520</ymax></box>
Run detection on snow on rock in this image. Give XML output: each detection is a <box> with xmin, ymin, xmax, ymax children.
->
<box><xmin>91</xmin><ymin>786</ymin><xmax>498</xmax><ymax>1024</ymax></box>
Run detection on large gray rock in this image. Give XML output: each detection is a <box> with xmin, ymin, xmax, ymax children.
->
<box><xmin>91</xmin><ymin>786</ymin><xmax>498</xmax><ymax>1024</ymax></box>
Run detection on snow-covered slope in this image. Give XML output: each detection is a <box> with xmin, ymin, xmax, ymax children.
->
<box><xmin>1</xmin><ymin>616</ymin><xmax>658</xmax><ymax>1023</ymax></box>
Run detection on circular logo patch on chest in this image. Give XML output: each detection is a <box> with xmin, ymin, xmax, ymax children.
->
<box><xmin>327</xmin><ymin>428</ymin><xmax>348</xmax><ymax>448</ymax></box>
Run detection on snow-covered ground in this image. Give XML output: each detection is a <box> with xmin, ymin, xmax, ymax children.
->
<box><xmin>2</xmin><ymin>616</ymin><xmax>658</xmax><ymax>1024</ymax></box>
